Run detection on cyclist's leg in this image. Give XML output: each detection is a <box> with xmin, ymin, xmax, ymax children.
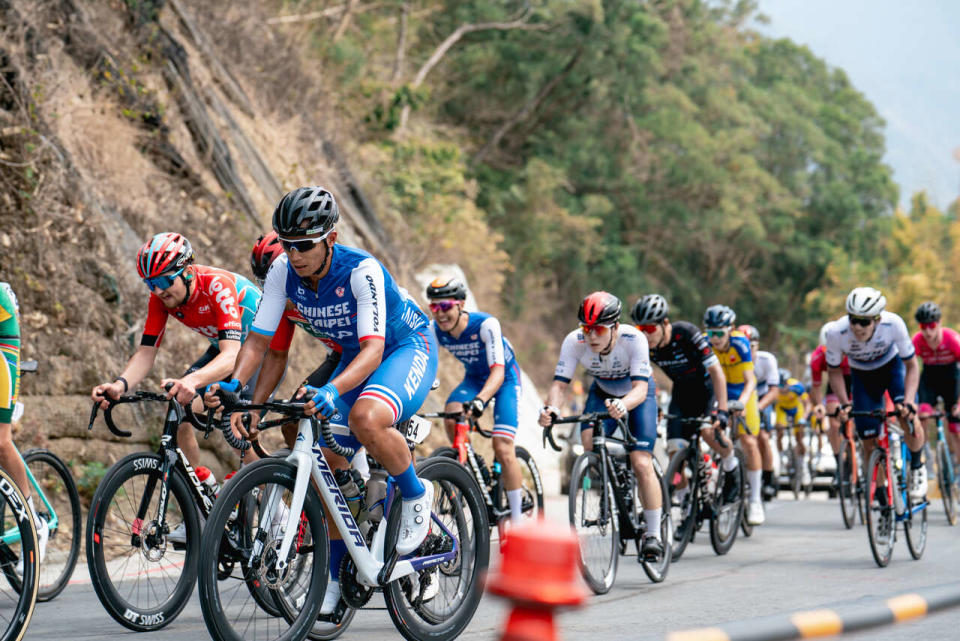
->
<box><xmin>825</xmin><ymin>394</ymin><xmax>842</xmax><ymax>466</ymax></box>
<box><xmin>851</xmin><ymin>367</ymin><xmax>885</xmax><ymax>484</ymax></box>
<box><xmin>887</xmin><ymin>359</ymin><xmax>924</xmax><ymax>462</ymax></box>
<box><xmin>758</xmin><ymin>404</ymin><xmax>776</xmax><ymax>493</ymax></box>
<box><xmin>739</xmin><ymin>394</ymin><xmax>763</xmax><ymax>507</ymax></box>
<box><xmin>445</xmin><ymin>378</ymin><xmax>480</xmax><ymax>442</ymax></box>
<box><xmin>0</xmin><ymin>332</ymin><xmax>28</xmax><ymax>495</ymax></box>
<box><xmin>490</xmin><ymin>368</ymin><xmax>523</xmax><ymax>520</ymax></box>
<box><xmin>623</xmin><ymin>383</ymin><xmax>662</xmax><ymax>550</ymax></box>
<box><xmin>793</xmin><ymin>410</ymin><xmax>807</xmax><ymax>458</ymax></box>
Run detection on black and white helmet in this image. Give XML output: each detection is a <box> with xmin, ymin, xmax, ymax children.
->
<box><xmin>845</xmin><ymin>287</ymin><xmax>885</xmax><ymax>317</ymax></box>
<box><xmin>426</xmin><ymin>276</ymin><xmax>467</xmax><ymax>300</ymax></box>
<box><xmin>272</xmin><ymin>187</ymin><xmax>339</xmax><ymax>238</ymax></box>
<box><xmin>631</xmin><ymin>294</ymin><xmax>669</xmax><ymax>325</ymax></box>
<box><xmin>915</xmin><ymin>301</ymin><xmax>942</xmax><ymax>324</ymax></box>
<box><xmin>703</xmin><ymin>304</ymin><xmax>736</xmax><ymax>328</ymax></box>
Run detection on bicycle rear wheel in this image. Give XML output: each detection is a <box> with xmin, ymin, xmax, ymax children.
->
<box><xmin>198</xmin><ymin>459</ymin><xmax>327</xmax><ymax>641</ymax></box>
<box><xmin>383</xmin><ymin>456</ymin><xmax>489</xmax><ymax>641</ymax></box>
<box><xmin>865</xmin><ymin>449</ymin><xmax>894</xmax><ymax>568</ymax></box>
<box><xmin>937</xmin><ymin>440</ymin><xmax>957</xmax><ymax>526</ymax></box>
<box><xmin>710</xmin><ymin>456</ymin><xmax>743</xmax><ymax>556</ymax></box>
<box><xmin>665</xmin><ymin>448</ymin><xmax>697</xmax><ymax>561</ymax></box>
<box><xmin>639</xmin><ymin>470</ymin><xmax>672</xmax><ymax>583</ymax></box>
<box><xmin>85</xmin><ymin>453</ymin><xmax>199</xmax><ymax>631</ymax></box>
<box><xmin>904</xmin><ymin>480</ymin><xmax>928</xmax><ymax>560</ymax></box>
<box><xmin>568</xmin><ymin>453</ymin><xmax>618</xmax><ymax>594</ymax></box>
<box><xmin>0</xmin><ymin>467</ymin><xmax>38</xmax><ymax>641</ymax></box>
<box><xmin>22</xmin><ymin>449</ymin><xmax>81</xmax><ymax>601</ymax></box>
<box><xmin>788</xmin><ymin>449</ymin><xmax>802</xmax><ymax>500</ymax></box>
<box><xmin>838</xmin><ymin>439</ymin><xmax>857</xmax><ymax>529</ymax></box>
<box><xmin>738</xmin><ymin>450</ymin><xmax>753</xmax><ymax>538</ymax></box>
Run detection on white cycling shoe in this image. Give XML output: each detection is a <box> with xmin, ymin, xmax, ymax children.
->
<box><xmin>167</xmin><ymin>522</ymin><xmax>187</xmax><ymax>545</ymax></box>
<box><xmin>320</xmin><ymin>580</ymin><xmax>341</xmax><ymax>615</ymax></box>
<box><xmin>746</xmin><ymin>500</ymin><xmax>765</xmax><ymax>526</ymax></box>
<box><xmin>16</xmin><ymin>515</ymin><xmax>47</xmax><ymax>574</ymax></box>
<box><xmin>909</xmin><ymin>468</ymin><xmax>928</xmax><ymax>500</ymax></box>
<box><xmin>396</xmin><ymin>483</ymin><xmax>435</xmax><ymax>555</ymax></box>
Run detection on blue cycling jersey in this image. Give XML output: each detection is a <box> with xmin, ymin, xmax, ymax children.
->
<box><xmin>251</xmin><ymin>246</ymin><xmax>430</xmax><ymax>359</ymax></box>
<box><xmin>429</xmin><ymin>312</ymin><xmax>518</xmax><ymax>380</ymax></box>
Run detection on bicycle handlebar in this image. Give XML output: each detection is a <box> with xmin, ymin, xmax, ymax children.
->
<box><xmin>541</xmin><ymin>411</ymin><xmax>630</xmax><ymax>452</ymax></box>
<box><xmin>88</xmin><ymin>383</ymin><xmax>206</xmax><ymax>438</ymax></box>
<box><xmin>419</xmin><ymin>411</ymin><xmax>494</xmax><ymax>438</ymax></box>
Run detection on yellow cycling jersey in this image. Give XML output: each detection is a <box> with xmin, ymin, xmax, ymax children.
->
<box><xmin>774</xmin><ymin>377</ymin><xmax>808</xmax><ymax>413</ymax></box>
<box><xmin>712</xmin><ymin>330</ymin><xmax>754</xmax><ymax>395</ymax></box>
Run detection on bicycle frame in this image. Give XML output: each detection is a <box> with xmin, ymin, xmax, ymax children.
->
<box><xmin>266</xmin><ymin>418</ymin><xmax>459</xmax><ymax>589</ymax></box>
<box><xmin>934</xmin><ymin>413</ymin><xmax>955</xmax><ymax>487</ymax></box>
<box><xmin>871</xmin><ymin>422</ymin><xmax>928</xmax><ymax>521</ymax></box>
<box><xmin>0</xmin><ymin>450</ymin><xmax>57</xmax><ymax>546</ymax></box>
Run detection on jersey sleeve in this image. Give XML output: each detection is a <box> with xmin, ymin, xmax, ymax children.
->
<box><xmin>946</xmin><ymin>329</ymin><xmax>960</xmax><ymax>360</ymax></box>
<box><xmin>810</xmin><ymin>347</ymin><xmax>825</xmax><ymax>386</ymax></box>
<box><xmin>140</xmin><ymin>294</ymin><xmax>169</xmax><ymax>347</ymax></box>
<box><xmin>206</xmin><ymin>273</ymin><xmax>244</xmax><ymax>342</ymax></box>
<box><xmin>350</xmin><ymin>258</ymin><xmax>386</xmax><ymax>342</ymax></box>
<box><xmin>825</xmin><ymin>326</ymin><xmax>845</xmax><ymax>368</ymax></box>
<box><xmin>680</xmin><ymin>322</ymin><xmax>719</xmax><ymax>369</ymax></box>
<box><xmin>478</xmin><ymin>316</ymin><xmax>506</xmax><ymax>369</ymax></box>
<box><xmin>251</xmin><ymin>259</ymin><xmax>288</xmax><ymax>337</ymax></box>
<box><xmin>892</xmin><ymin>314</ymin><xmax>916</xmax><ymax>359</ymax></box>
<box><xmin>762</xmin><ymin>352</ymin><xmax>780</xmax><ymax>387</ymax></box>
<box><xmin>731</xmin><ymin>335</ymin><xmax>754</xmax><ymax>370</ymax></box>
<box><xmin>554</xmin><ymin>331</ymin><xmax>581</xmax><ymax>383</ymax></box>
<box><xmin>268</xmin><ymin>312</ymin><xmax>296</xmax><ymax>351</ymax></box>
<box><xmin>629</xmin><ymin>332</ymin><xmax>653</xmax><ymax>382</ymax></box>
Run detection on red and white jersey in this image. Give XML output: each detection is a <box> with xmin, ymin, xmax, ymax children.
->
<box><xmin>824</xmin><ymin>312</ymin><xmax>915</xmax><ymax>371</ymax></box>
<box><xmin>553</xmin><ymin>325</ymin><xmax>652</xmax><ymax>396</ymax></box>
<box><xmin>912</xmin><ymin>327</ymin><xmax>960</xmax><ymax>366</ymax></box>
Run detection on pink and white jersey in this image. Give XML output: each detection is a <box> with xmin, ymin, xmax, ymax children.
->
<box><xmin>913</xmin><ymin>327</ymin><xmax>960</xmax><ymax>366</ymax></box>
<box><xmin>553</xmin><ymin>325</ymin><xmax>652</xmax><ymax>396</ymax></box>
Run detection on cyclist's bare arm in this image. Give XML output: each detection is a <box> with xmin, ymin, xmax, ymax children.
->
<box><xmin>164</xmin><ymin>338</ymin><xmax>240</xmax><ymax>404</ymax></box>
<box><xmin>253</xmin><ymin>348</ymin><xmax>289</xmax><ymax>404</ymax></box>
<box><xmin>302</xmin><ymin>338</ymin><xmax>384</xmax><ymax>416</ymax></box>
<box><xmin>92</xmin><ymin>344</ymin><xmax>158</xmax><ymax>408</ymax></box>
<box><xmin>205</xmin><ymin>331</ymin><xmax>270</xmax><ymax>408</ymax></box>
<box><xmin>739</xmin><ymin>368</ymin><xmax>757</xmax><ymax>404</ymax></box>
<box><xmin>827</xmin><ymin>366</ymin><xmax>851</xmax><ymax>417</ymax></box>
<box><xmin>903</xmin><ymin>355</ymin><xmax>921</xmax><ymax>407</ymax></box>
<box><xmin>707</xmin><ymin>361</ymin><xmax>728</xmax><ymax>411</ymax></box>
<box><xmin>538</xmin><ymin>379</ymin><xmax>568</xmax><ymax>427</ymax></box>
<box><xmin>474</xmin><ymin>364</ymin><xmax>505</xmax><ymax>404</ymax></box>
<box><xmin>758</xmin><ymin>385</ymin><xmax>779</xmax><ymax>411</ymax></box>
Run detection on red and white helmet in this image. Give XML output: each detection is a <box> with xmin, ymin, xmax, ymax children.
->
<box><xmin>135</xmin><ymin>232</ymin><xmax>194</xmax><ymax>280</ymax></box>
<box><xmin>250</xmin><ymin>231</ymin><xmax>283</xmax><ymax>284</ymax></box>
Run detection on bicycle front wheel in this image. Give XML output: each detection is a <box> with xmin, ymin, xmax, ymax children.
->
<box><xmin>568</xmin><ymin>452</ymin><xmax>618</xmax><ymax>594</ymax></box>
<box><xmin>904</xmin><ymin>479</ymin><xmax>928</xmax><ymax>560</ymax></box>
<box><xmin>865</xmin><ymin>448</ymin><xmax>894</xmax><ymax>568</ymax></box>
<box><xmin>639</xmin><ymin>469</ymin><xmax>672</xmax><ymax>583</ymax></box>
<box><xmin>665</xmin><ymin>448</ymin><xmax>697</xmax><ymax>561</ymax></box>
<box><xmin>198</xmin><ymin>459</ymin><xmax>328</xmax><ymax>641</ymax></box>
<box><xmin>0</xmin><ymin>467</ymin><xmax>38</xmax><ymax>641</ymax></box>
<box><xmin>937</xmin><ymin>440</ymin><xmax>957</xmax><ymax>526</ymax></box>
<box><xmin>838</xmin><ymin>439</ymin><xmax>857</xmax><ymax>529</ymax></box>
<box><xmin>23</xmin><ymin>449</ymin><xmax>81</xmax><ymax>600</ymax></box>
<box><xmin>710</xmin><ymin>456</ymin><xmax>743</xmax><ymax>556</ymax></box>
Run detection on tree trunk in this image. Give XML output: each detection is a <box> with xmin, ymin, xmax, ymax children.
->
<box><xmin>391</xmin><ymin>2</ymin><xmax>408</xmax><ymax>85</ymax></box>
<box><xmin>332</xmin><ymin>0</ymin><xmax>359</xmax><ymax>43</ymax></box>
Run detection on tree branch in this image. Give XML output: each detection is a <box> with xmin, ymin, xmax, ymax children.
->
<box><xmin>391</xmin><ymin>2</ymin><xmax>409</xmax><ymax>85</ymax></box>
<box><xmin>267</xmin><ymin>2</ymin><xmax>387</xmax><ymax>25</ymax></box>
<box><xmin>472</xmin><ymin>47</ymin><xmax>582</xmax><ymax>165</ymax></box>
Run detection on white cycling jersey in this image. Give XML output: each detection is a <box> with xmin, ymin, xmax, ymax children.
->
<box><xmin>553</xmin><ymin>325</ymin><xmax>652</xmax><ymax>396</ymax></box>
<box><xmin>824</xmin><ymin>311</ymin><xmax>915</xmax><ymax>371</ymax></box>
<box><xmin>754</xmin><ymin>350</ymin><xmax>779</xmax><ymax>395</ymax></box>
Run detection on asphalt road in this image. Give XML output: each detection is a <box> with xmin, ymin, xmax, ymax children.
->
<box><xmin>21</xmin><ymin>491</ymin><xmax>960</xmax><ymax>640</ymax></box>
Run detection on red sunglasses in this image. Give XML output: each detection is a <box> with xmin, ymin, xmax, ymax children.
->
<box><xmin>636</xmin><ymin>324</ymin><xmax>660</xmax><ymax>334</ymax></box>
<box><xmin>920</xmin><ymin>321</ymin><xmax>938</xmax><ymax>330</ymax></box>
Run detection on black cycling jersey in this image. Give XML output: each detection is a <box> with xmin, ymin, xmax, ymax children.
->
<box><xmin>649</xmin><ymin>321</ymin><xmax>718</xmax><ymax>384</ymax></box>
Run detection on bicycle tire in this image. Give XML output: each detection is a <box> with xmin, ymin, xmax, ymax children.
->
<box><xmin>788</xmin><ymin>449</ymin><xmax>801</xmax><ymax>500</ymax></box>
<box><xmin>904</xmin><ymin>483</ymin><xmax>928</xmax><ymax>560</ymax></box>
<box><xmin>804</xmin><ymin>433</ymin><xmax>817</xmax><ymax>498</ymax></box>
<box><xmin>640</xmin><ymin>470</ymin><xmax>672</xmax><ymax>583</ymax></box>
<box><xmin>838</xmin><ymin>439</ymin><xmax>857</xmax><ymax>529</ymax></box>
<box><xmin>865</xmin><ymin>448</ymin><xmax>894</xmax><ymax>568</ymax></box>
<box><xmin>568</xmin><ymin>452</ymin><xmax>618</xmax><ymax>594</ymax></box>
<box><xmin>495</xmin><ymin>446</ymin><xmax>545</xmax><ymax>524</ymax></box>
<box><xmin>0</xmin><ymin>467</ymin><xmax>38</xmax><ymax>641</ymax></box>
<box><xmin>21</xmin><ymin>449</ymin><xmax>81</xmax><ymax>601</ymax></box>
<box><xmin>85</xmin><ymin>452</ymin><xmax>200</xmax><ymax>631</ymax></box>
<box><xmin>710</xmin><ymin>453</ymin><xmax>743</xmax><ymax>556</ymax></box>
<box><xmin>738</xmin><ymin>449</ymin><xmax>753</xmax><ymax>538</ymax></box>
<box><xmin>937</xmin><ymin>441</ymin><xmax>957</xmax><ymax>526</ymax></box>
<box><xmin>198</xmin><ymin>459</ymin><xmax>328</xmax><ymax>641</ymax></box>
<box><xmin>383</xmin><ymin>456</ymin><xmax>489</xmax><ymax>641</ymax></box>
<box><xmin>665</xmin><ymin>448</ymin><xmax>698</xmax><ymax>561</ymax></box>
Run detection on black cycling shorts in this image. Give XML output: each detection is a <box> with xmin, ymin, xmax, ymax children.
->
<box><xmin>918</xmin><ymin>364</ymin><xmax>959</xmax><ymax>411</ymax></box>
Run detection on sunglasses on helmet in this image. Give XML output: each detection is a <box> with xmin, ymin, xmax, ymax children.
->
<box><xmin>278</xmin><ymin>229</ymin><xmax>332</xmax><ymax>253</ymax></box>
<box><xmin>848</xmin><ymin>315</ymin><xmax>875</xmax><ymax>327</ymax></box>
<box><xmin>143</xmin><ymin>268</ymin><xmax>184</xmax><ymax>292</ymax></box>
<box><xmin>919</xmin><ymin>321</ymin><xmax>938</xmax><ymax>330</ymax></box>
<box><xmin>429</xmin><ymin>300</ymin><xmax>459</xmax><ymax>313</ymax></box>
<box><xmin>580</xmin><ymin>323</ymin><xmax>615</xmax><ymax>337</ymax></box>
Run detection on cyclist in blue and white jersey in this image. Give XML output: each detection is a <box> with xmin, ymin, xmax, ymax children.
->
<box><xmin>425</xmin><ymin>276</ymin><xmax>525</xmax><ymax>524</ymax></box>
<box><xmin>538</xmin><ymin>292</ymin><xmax>663</xmax><ymax>562</ymax></box>
<box><xmin>828</xmin><ymin>287</ymin><xmax>927</xmax><ymax>499</ymax></box>
<box><xmin>206</xmin><ymin>187</ymin><xmax>438</xmax><ymax>613</ymax></box>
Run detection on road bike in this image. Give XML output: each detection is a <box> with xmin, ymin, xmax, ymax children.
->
<box><xmin>835</xmin><ymin>414</ymin><xmax>865</xmax><ymax>530</ymax></box>
<box><xmin>198</xmin><ymin>391</ymin><xmax>489</xmax><ymax>641</ymax></box>
<box><xmin>777</xmin><ymin>416</ymin><xmax>810</xmax><ymax>499</ymax></box>
<box><xmin>664</xmin><ymin>406</ymin><xmax>745</xmax><ymax>559</ymax></box>
<box><xmin>854</xmin><ymin>409</ymin><xmax>928</xmax><ymax>567</ymax></box>
<box><xmin>923</xmin><ymin>399</ymin><xmax>958</xmax><ymax>526</ymax></box>
<box><xmin>0</xmin><ymin>464</ymin><xmax>38</xmax><ymax>641</ymax></box>
<box><xmin>425</xmin><ymin>411</ymin><xmax>543</xmax><ymax>540</ymax></box>
<box><xmin>7</xmin><ymin>360</ymin><xmax>81</xmax><ymax>601</ymax></box>
<box><xmin>85</xmin><ymin>385</ymin><xmax>254</xmax><ymax>631</ymax></box>
<box><xmin>545</xmin><ymin>411</ymin><xmax>672</xmax><ymax>594</ymax></box>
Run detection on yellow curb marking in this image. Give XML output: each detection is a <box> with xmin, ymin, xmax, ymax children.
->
<box><xmin>666</xmin><ymin>628</ymin><xmax>730</xmax><ymax>641</ymax></box>
<box><xmin>790</xmin><ymin>609</ymin><xmax>844</xmax><ymax>637</ymax></box>
<box><xmin>886</xmin><ymin>594</ymin><xmax>927</xmax><ymax>621</ymax></box>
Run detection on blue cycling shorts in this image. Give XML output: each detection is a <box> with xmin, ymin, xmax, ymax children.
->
<box><xmin>581</xmin><ymin>381</ymin><xmax>658</xmax><ymax>453</ymax></box>
<box><xmin>446</xmin><ymin>362</ymin><xmax>522</xmax><ymax>440</ymax></box>
<box><xmin>318</xmin><ymin>330</ymin><xmax>438</xmax><ymax>458</ymax></box>
<box><xmin>850</xmin><ymin>358</ymin><xmax>905</xmax><ymax>439</ymax></box>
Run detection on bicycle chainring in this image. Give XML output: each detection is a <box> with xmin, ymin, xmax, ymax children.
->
<box><xmin>340</xmin><ymin>554</ymin><xmax>373</xmax><ymax>609</ymax></box>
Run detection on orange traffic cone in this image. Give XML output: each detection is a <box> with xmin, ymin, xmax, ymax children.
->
<box><xmin>487</xmin><ymin>522</ymin><xmax>588</xmax><ymax>641</ymax></box>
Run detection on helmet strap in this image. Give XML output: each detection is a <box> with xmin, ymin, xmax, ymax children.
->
<box><xmin>600</xmin><ymin>325</ymin><xmax>617</xmax><ymax>356</ymax></box>
<box><xmin>312</xmin><ymin>238</ymin><xmax>333</xmax><ymax>277</ymax></box>
<box><xmin>177</xmin><ymin>272</ymin><xmax>192</xmax><ymax>308</ymax></box>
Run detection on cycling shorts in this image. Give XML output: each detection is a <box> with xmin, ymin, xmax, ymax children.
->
<box><xmin>581</xmin><ymin>380</ymin><xmax>657</xmax><ymax>453</ymax></box>
<box><xmin>318</xmin><ymin>331</ymin><xmax>438</xmax><ymax>459</ymax></box>
<box><xmin>666</xmin><ymin>379</ymin><xmax>714</xmax><ymax>440</ymax></box>
<box><xmin>918</xmin><ymin>364</ymin><xmax>960</xmax><ymax>434</ymax></box>
<box><xmin>850</xmin><ymin>358</ymin><xmax>905</xmax><ymax>439</ymax></box>
<box><xmin>186</xmin><ymin>345</ymin><xmax>259</xmax><ymax>401</ymax></box>
<box><xmin>446</xmin><ymin>362</ymin><xmax>521</xmax><ymax>440</ymax></box>
<box><xmin>760</xmin><ymin>404</ymin><xmax>775</xmax><ymax>432</ymax></box>
<box><xmin>775</xmin><ymin>405</ymin><xmax>802</xmax><ymax>429</ymax></box>
<box><xmin>731</xmin><ymin>390</ymin><xmax>760</xmax><ymax>436</ymax></box>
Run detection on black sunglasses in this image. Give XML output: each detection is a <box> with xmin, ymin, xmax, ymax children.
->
<box><xmin>848</xmin><ymin>315</ymin><xmax>875</xmax><ymax>327</ymax></box>
<box><xmin>279</xmin><ymin>235</ymin><xmax>326</xmax><ymax>253</ymax></box>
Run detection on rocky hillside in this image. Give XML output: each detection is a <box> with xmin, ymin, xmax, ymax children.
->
<box><xmin>0</xmin><ymin>0</ymin><xmax>412</xmax><ymax>474</ymax></box>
